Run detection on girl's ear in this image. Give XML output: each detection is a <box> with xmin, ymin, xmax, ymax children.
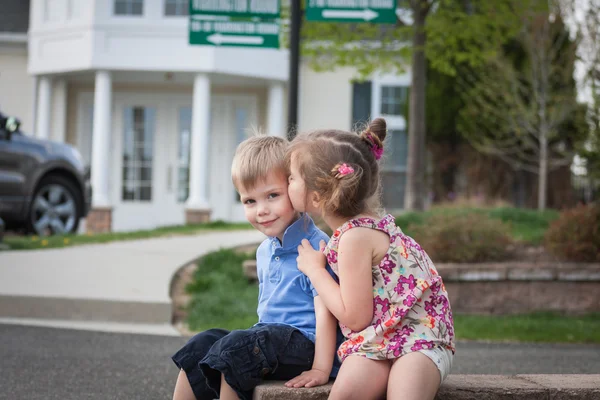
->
<box><xmin>310</xmin><ymin>191</ymin><xmax>321</xmax><ymax>209</ymax></box>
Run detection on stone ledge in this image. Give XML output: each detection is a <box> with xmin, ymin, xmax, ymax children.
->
<box><xmin>437</xmin><ymin>263</ymin><xmax>600</xmax><ymax>282</ymax></box>
<box><xmin>242</xmin><ymin>260</ymin><xmax>600</xmax><ymax>282</ymax></box>
<box><xmin>253</xmin><ymin>375</ymin><xmax>600</xmax><ymax>400</ymax></box>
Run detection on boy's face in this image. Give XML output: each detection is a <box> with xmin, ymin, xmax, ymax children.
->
<box><xmin>238</xmin><ymin>171</ymin><xmax>298</xmax><ymax>241</ymax></box>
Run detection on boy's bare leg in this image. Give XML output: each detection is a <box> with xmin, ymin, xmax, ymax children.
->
<box><xmin>387</xmin><ymin>352</ymin><xmax>441</xmax><ymax>400</ymax></box>
<box><xmin>220</xmin><ymin>373</ymin><xmax>240</xmax><ymax>400</ymax></box>
<box><xmin>329</xmin><ymin>356</ymin><xmax>390</xmax><ymax>400</ymax></box>
<box><xmin>172</xmin><ymin>369</ymin><xmax>196</xmax><ymax>400</ymax></box>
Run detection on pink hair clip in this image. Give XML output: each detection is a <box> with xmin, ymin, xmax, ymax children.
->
<box><xmin>337</xmin><ymin>163</ymin><xmax>354</xmax><ymax>176</ymax></box>
<box><xmin>366</xmin><ymin>132</ymin><xmax>384</xmax><ymax>160</ymax></box>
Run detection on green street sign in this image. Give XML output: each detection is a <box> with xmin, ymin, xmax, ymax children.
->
<box><xmin>306</xmin><ymin>0</ymin><xmax>397</xmax><ymax>23</ymax></box>
<box><xmin>189</xmin><ymin>16</ymin><xmax>279</xmax><ymax>48</ymax></box>
<box><xmin>190</xmin><ymin>0</ymin><xmax>279</xmax><ymax>19</ymax></box>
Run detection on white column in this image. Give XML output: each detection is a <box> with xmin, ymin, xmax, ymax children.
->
<box><xmin>186</xmin><ymin>73</ymin><xmax>211</xmax><ymax>210</ymax></box>
<box><xmin>52</xmin><ymin>79</ymin><xmax>68</xmax><ymax>143</ymax></box>
<box><xmin>90</xmin><ymin>70</ymin><xmax>112</xmax><ymax>208</ymax></box>
<box><xmin>37</xmin><ymin>76</ymin><xmax>52</xmax><ymax>139</ymax></box>
<box><xmin>31</xmin><ymin>75</ymin><xmax>39</xmax><ymax>135</ymax></box>
<box><xmin>267</xmin><ymin>82</ymin><xmax>285</xmax><ymax>137</ymax></box>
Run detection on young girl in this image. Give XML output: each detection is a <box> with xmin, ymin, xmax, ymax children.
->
<box><xmin>287</xmin><ymin>118</ymin><xmax>455</xmax><ymax>400</ymax></box>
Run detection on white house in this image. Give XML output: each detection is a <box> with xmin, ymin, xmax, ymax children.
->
<box><xmin>1</xmin><ymin>0</ymin><xmax>410</xmax><ymax>233</ymax></box>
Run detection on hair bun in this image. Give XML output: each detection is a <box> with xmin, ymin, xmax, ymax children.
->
<box><xmin>359</xmin><ymin>117</ymin><xmax>386</xmax><ymax>160</ymax></box>
<box><xmin>367</xmin><ymin>118</ymin><xmax>387</xmax><ymax>144</ymax></box>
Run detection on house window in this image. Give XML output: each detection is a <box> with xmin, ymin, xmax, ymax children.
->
<box><xmin>122</xmin><ymin>107</ymin><xmax>154</xmax><ymax>201</ymax></box>
<box><xmin>177</xmin><ymin>107</ymin><xmax>192</xmax><ymax>202</ymax></box>
<box><xmin>383</xmin><ymin>129</ymin><xmax>408</xmax><ymax>171</ymax></box>
<box><xmin>114</xmin><ymin>0</ymin><xmax>144</xmax><ymax>16</ymax></box>
<box><xmin>165</xmin><ymin>0</ymin><xmax>188</xmax><ymax>16</ymax></box>
<box><xmin>380</xmin><ymin>86</ymin><xmax>408</xmax><ymax>116</ymax></box>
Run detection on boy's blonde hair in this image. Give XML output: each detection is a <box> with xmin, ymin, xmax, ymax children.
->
<box><xmin>231</xmin><ymin>135</ymin><xmax>289</xmax><ymax>190</ymax></box>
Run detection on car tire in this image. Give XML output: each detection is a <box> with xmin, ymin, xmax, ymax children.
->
<box><xmin>28</xmin><ymin>175</ymin><xmax>83</xmax><ymax>236</ymax></box>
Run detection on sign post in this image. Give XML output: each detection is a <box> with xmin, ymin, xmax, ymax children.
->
<box><xmin>306</xmin><ymin>0</ymin><xmax>397</xmax><ymax>23</ymax></box>
<box><xmin>188</xmin><ymin>0</ymin><xmax>281</xmax><ymax>49</ymax></box>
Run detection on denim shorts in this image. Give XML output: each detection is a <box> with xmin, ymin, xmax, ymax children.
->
<box><xmin>172</xmin><ymin>324</ymin><xmax>316</xmax><ymax>400</ymax></box>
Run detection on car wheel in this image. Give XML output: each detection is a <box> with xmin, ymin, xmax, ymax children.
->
<box><xmin>29</xmin><ymin>175</ymin><xmax>82</xmax><ymax>236</ymax></box>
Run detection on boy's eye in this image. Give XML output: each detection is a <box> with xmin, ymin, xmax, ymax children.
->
<box><xmin>268</xmin><ymin>193</ymin><xmax>279</xmax><ymax>199</ymax></box>
<box><xmin>243</xmin><ymin>199</ymin><xmax>255</xmax><ymax>205</ymax></box>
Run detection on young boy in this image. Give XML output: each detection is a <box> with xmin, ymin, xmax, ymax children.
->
<box><xmin>171</xmin><ymin>135</ymin><xmax>340</xmax><ymax>400</ymax></box>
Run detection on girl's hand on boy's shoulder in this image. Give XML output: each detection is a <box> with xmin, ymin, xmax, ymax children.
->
<box><xmin>284</xmin><ymin>368</ymin><xmax>330</xmax><ymax>388</ymax></box>
<box><xmin>297</xmin><ymin>239</ymin><xmax>327</xmax><ymax>277</ymax></box>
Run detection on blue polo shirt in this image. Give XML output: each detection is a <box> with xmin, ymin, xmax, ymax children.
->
<box><xmin>255</xmin><ymin>214</ymin><xmax>329</xmax><ymax>342</ymax></box>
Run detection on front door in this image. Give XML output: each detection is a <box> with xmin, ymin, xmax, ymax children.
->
<box><xmin>111</xmin><ymin>94</ymin><xmax>169</xmax><ymax>231</ymax></box>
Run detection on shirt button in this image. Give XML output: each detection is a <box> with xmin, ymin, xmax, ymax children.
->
<box><xmin>253</xmin><ymin>346</ymin><xmax>260</xmax><ymax>355</ymax></box>
<box><xmin>275</xmin><ymin>256</ymin><xmax>280</xmax><ymax>261</ymax></box>
<box><xmin>261</xmin><ymin>367</ymin><xmax>270</xmax><ymax>376</ymax></box>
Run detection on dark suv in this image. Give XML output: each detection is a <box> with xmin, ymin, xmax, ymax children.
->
<box><xmin>0</xmin><ymin>113</ymin><xmax>91</xmax><ymax>235</ymax></box>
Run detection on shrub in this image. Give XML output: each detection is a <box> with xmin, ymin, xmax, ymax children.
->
<box><xmin>544</xmin><ymin>204</ymin><xmax>600</xmax><ymax>262</ymax></box>
<box><xmin>406</xmin><ymin>213</ymin><xmax>513</xmax><ymax>263</ymax></box>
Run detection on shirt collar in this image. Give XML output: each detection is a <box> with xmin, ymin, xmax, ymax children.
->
<box><xmin>270</xmin><ymin>213</ymin><xmax>316</xmax><ymax>250</ymax></box>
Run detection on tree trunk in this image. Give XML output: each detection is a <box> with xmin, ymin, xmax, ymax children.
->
<box><xmin>404</xmin><ymin>1</ymin><xmax>428</xmax><ymax>211</ymax></box>
<box><xmin>538</xmin><ymin>129</ymin><xmax>548</xmax><ymax>211</ymax></box>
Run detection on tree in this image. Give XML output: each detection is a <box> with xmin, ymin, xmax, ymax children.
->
<box><xmin>298</xmin><ymin>0</ymin><xmax>520</xmax><ymax>210</ymax></box>
<box><xmin>457</xmin><ymin>2</ymin><xmax>586</xmax><ymax>210</ymax></box>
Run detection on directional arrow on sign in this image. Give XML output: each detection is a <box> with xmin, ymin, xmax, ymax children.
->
<box><xmin>321</xmin><ymin>8</ymin><xmax>379</xmax><ymax>21</ymax></box>
<box><xmin>206</xmin><ymin>33</ymin><xmax>265</xmax><ymax>46</ymax></box>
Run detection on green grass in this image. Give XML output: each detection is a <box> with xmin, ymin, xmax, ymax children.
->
<box><xmin>2</xmin><ymin>220</ymin><xmax>253</xmax><ymax>251</ymax></box>
<box><xmin>454</xmin><ymin>312</ymin><xmax>600</xmax><ymax>344</ymax></box>
<box><xmin>186</xmin><ymin>249</ymin><xmax>600</xmax><ymax>344</ymax></box>
<box><xmin>186</xmin><ymin>248</ymin><xmax>259</xmax><ymax>331</ymax></box>
<box><xmin>396</xmin><ymin>206</ymin><xmax>559</xmax><ymax>245</ymax></box>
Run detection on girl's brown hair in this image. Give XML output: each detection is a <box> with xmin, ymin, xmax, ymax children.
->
<box><xmin>288</xmin><ymin>118</ymin><xmax>387</xmax><ymax>218</ymax></box>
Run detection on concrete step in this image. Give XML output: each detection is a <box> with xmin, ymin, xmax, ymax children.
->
<box><xmin>0</xmin><ymin>295</ymin><xmax>172</xmax><ymax>324</ymax></box>
<box><xmin>253</xmin><ymin>375</ymin><xmax>600</xmax><ymax>399</ymax></box>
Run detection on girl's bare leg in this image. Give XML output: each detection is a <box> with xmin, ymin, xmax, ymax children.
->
<box><xmin>329</xmin><ymin>356</ymin><xmax>390</xmax><ymax>400</ymax></box>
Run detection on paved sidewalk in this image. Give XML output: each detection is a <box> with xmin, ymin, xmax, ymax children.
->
<box><xmin>0</xmin><ymin>230</ymin><xmax>264</xmax><ymax>325</ymax></box>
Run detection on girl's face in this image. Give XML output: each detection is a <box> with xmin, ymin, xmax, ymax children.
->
<box><xmin>288</xmin><ymin>153</ymin><xmax>315</xmax><ymax>214</ymax></box>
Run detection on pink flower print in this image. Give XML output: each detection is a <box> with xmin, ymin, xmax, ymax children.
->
<box><xmin>394</xmin><ymin>281</ymin><xmax>406</xmax><ymax>296</ymax></box>
<box><xmin>327</xmin><ymin>250</ymin><xmax>338</xmax><ymax>265</ymax></box>
<box><xmin>430</xmin><ymin>281</ymin><xmax>441</xmax><ymax>294</ymax></box>
<box><xmin>388</xmin><ymin>341</ymin><xmax>404</xmax><ymax>358</ymax></box>
<box><xmin>377</xmin><ymin>219</ymin><xmax>388</xmax><ymax>230</ymax></box>
<box><xmin>394</xmin><ymin>307</ymin><xmax>409</xmax><ymax>320</ymax></box>
<box><xmin>374</xmin><ymin>296</ymin><xmax>391</xmax><ymax>314</ymax></box>
<box><xmin>383</xmin><ymin>274</ymin><xmax>391</xmax><ymax>285</ymax></box>
<box><xmin>411</xmin><ymin>340</ymin><xmax>436</xmax><ymax>352</ymax></box>
<box><xmin>380</xmin><ymin>254</ymin><xmax>394</xmax><ymax>274</ymax></box>
<box><xmin>424</xmin><ymin>301</ymin><xmax>439</xmax><ymax>317</ymax></box>
<box><xmin>403</xmin><ymin>294</ymin><xmax>417</xmax><ymax>308</ymax></box>
<box><xmin>394</xmin><ymin>274</ymin><xmax>417</xmax><ymax>296</ymax></box>
<box><xmin>401</xmin><ymin>275</ymin><xmax>417</xmax><ymax>290</ymax></box>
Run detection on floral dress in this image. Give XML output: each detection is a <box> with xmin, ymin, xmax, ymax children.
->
<box><xmin>324</xmin><ymin>214</ymin><xmax>455</xmax><ymax>362</ymax></box>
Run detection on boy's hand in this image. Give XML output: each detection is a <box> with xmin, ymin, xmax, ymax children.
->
<box><xmin>285</xmin><ymin>368</ymin><xmax>330</xmax><ymax>388</ymax></box>
<box><xmin>297</xmin><ymin>239</ymin><xmax>327</xmax><ymax>277</ymax></box>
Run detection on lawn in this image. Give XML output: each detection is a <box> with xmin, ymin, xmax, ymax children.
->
<box><xmin>2</xmin><ymin>206</ymin><xmax>556</xmax><ymax>251</ymax></box>
<box><xmin>2</xmin><ymin>220</ymin><xmax>253</xmax><ymax>251</ymax></box>
<box><xmin>396</xmin><ymin>206</ymin><xmax>559</xmax><ymax>245</ymax></box>
<box><xmin>185</xmin><ymin>248</ymin><xmax>599</xmax><ymax>344</ymax></box>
